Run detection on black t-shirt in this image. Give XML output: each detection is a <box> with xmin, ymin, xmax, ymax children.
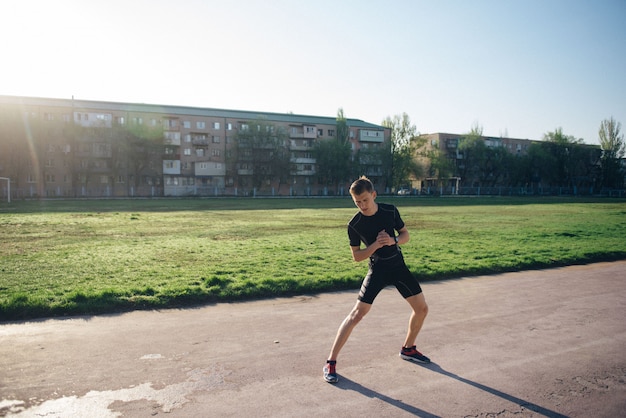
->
<box><xmin>347</xmin><ymin>203</ymin><xmax>405</xmax><ymax>260</ymax></box>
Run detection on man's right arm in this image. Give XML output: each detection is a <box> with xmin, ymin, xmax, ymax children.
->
<box><xmin>350</xmin><ymin>228</ymin><xmax>398</xmax><ymax>262</ymax></box>
<box><xmin>350</xmin><ymin>243</ymin><xmax>380</xmax><ymax>262</ymax></box>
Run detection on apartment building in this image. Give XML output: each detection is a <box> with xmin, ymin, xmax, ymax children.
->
<box><xmin>0</xmin><ymin>95</ymin><xmax>391</xmax><ymax>199</ymax></box>
<box><xmin>421</xmin><ymin>132</ymin><xmax>533</xmax><ymax>159</ymax></box>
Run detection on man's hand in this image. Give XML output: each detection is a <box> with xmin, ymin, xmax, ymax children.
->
<box><xmin>376</xmin><ymin>230</ymin><xmax>395</xmax><ymax>247</ymax></box>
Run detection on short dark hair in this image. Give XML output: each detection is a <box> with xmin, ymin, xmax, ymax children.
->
<box><xmin>350</xmin><ymin>176</ymin><xmax>374</xmax><ymax>195</ymax></box>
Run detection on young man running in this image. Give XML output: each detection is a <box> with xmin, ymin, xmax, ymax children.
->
<box><xmin>324</xmin><ymin>176</ymin><xmax>430</xmax><ymax>383</ymax></box>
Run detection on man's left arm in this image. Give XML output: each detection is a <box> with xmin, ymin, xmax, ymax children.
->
<box><xmin>395</xmin><ymin>226</ymin><xmax>410</xmax><ymax>245</ymax></box>
<box><xmin>377</xmin><ymin>226</ymin><xmax>409</xmax><ymax>246</ymax></box>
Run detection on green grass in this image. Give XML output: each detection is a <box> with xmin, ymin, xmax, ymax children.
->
<box><xmin>1</xmin><ymin>196</ymin><xmax>625</xmax><ymax>321</ymax></box>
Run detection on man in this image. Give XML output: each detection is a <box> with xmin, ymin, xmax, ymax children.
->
<box><xmin>324</xmin><ymin>176</ymin><xmax>430</xmax><ymax>383</ymax></box>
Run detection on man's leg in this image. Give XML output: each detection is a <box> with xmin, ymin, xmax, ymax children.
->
<box><xmin>327</xmin><ymin>300</ymin><xmax>372</xmax><ymax>361</ymax></box>
<box><xmin>402</xmin><ymin>292</ymin><xmax>428</xmax><ymax>349</ymax></box>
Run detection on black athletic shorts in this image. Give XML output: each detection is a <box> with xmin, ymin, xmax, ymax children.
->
<box><xmin>358</xmin><ymin>253</ymin><xmax>423</xmax><ymax>304</ymax></box>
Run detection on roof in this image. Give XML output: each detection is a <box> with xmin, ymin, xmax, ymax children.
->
<box><xmin>0</xmin><ymin>95</ymin><xmax>386</xmax><ymax>130</ymax></box>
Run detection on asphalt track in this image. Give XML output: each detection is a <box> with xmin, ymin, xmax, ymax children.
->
<box><xmin>1</xmin><ymin>261</ymin><xmax>625</xmax><ymax>417</ymax></box>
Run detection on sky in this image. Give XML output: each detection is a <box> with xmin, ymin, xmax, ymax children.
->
<box><xmin>1</xmin><ymin>0</ymin><xmax>625</xmax><ymax>145</ymax></box>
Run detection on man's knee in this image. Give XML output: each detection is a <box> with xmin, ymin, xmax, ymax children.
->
<box><xmin>349</xmin><ymin>303</ymin><xmax>371</xmax><ymax>323</ymax></box>
<box><xmin>408</xmin><ymin>294</ymin><xmax>428</xmax><ymax>316</ymax></box>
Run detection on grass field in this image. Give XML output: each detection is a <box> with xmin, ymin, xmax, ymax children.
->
<box><xmin>1</xmin><ymin>196</ymin><xmax>625</xmax><ymax>321</ymax></box>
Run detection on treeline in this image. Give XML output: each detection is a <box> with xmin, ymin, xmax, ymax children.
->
<box><xmin>385</xmin><ymin>115</ymin><xmax>625</xmax><ymax>193</ymax></box>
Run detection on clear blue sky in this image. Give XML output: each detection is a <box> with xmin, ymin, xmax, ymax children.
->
<box><xmin>1</xmin><ymin>0</ymin><xmax>624</xmax><ymax>145</ymax></box>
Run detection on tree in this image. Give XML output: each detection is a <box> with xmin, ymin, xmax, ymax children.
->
<box><xmin>598</xmin><ymin>117</ymin><xmax>625</xmax><ymax>188</ymax></box>
<box><xmin>314</xmin><ymin>137</ymin><xmax>352</xmax><ymax>193</ymax></box>
<box><xmin>457</xmin><ymin>123</ymin><xmax>486</xmax><ymax>187</ymax></box>
<box><xmin>313</xmin><ymin>109</ymin><xmax>356</xmax><ymax>194</ymax></box>
<box><xmin>424</xmin><ymin>146</ymin><xmax>454</xmax><ymax>180</ymax></box>
<box><xmin>381</xmin><ymin>113</ymin><xmax>422</xmax><ymax>190</ymax></box>
<box><xmin>234</xmin><ymin>119</ymin><xmax>290</xmax><ymax>191</ymax></box>
<box><xmin>0</xmin><ymin>108</ymin><xmax>32</xmax><ymax>196</ymax></box>
<box><xmin>336</xmin><ymin>108</ymin><xmax>350</xmax><ymax>144</ymax></box>
<box><xmin>119</xmin><ymin>123</ymin><xmax>164</xmax><ymax>196</ymax></box>
<box><xmin>483</xmin><ymin>145</ymin><xmax>511</xmax><ymax>187</ymax></box>
<box><xmin>542</xmin><ymin>127</ymin><xmax>584</xmax><ymax>189</ymax></box>
<box><xmin>523</xmin><ymin>141</ymin><xmax>552</xmax><ymax>187</ymax></box>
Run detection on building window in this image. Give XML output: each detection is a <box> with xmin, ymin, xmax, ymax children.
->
<box><xmin>328</xmin><ymin>129</ymin><xmax>335</xmax><ymax>137</ymax></box>
<box><xmin>212</xmin><ymin>149</ymin><xmax>221</xmax><ymax>157</ymax></box>
<box><xmin>164</xmin><ymin>131</ymin><xmax>180</xmax><ymax>142</ymax></box>
<box><xmin>213</xmin><ymin>122</ymin><xmax>220</xmax><ymax>129</ymax></box>
<box><xmin>183</xmin><ymin>121</ymin><xmax>191</xmax><ymax>129</ymax></box>
<box><xmin>163</xmin><ymin>119</ymin><xmax>173</xmax><ymax>128</ymax></box>
<box><xmin>165</xmin><ymin>177</ymin><xmax>178</xmax><ymax>186</ymax></box>
<box><xmin>227</xmin><ymin>123</ymin><xmax>233</xmax><ymax>130</ymax></box>
<box><xmin>212</xmin><ymin>136</ymin><xmax>220</xmax><ymax>143</ymax></box>
<box><xmin>197</xmin><ymin>121</ymin><xmax>206</xmax><ymax>129</ymax></box>
<box><xmin>184</xmin><ymin>148</ymin><xmax>191</xmax><ymax>156</ymax></box>
<box><xmin>100</xmin><ymin>175</ymin><xmax>109</xmax><ymax>184</ymax></box>
<box><xmin>196</xmin><ymin>148</ymin><xmax>205</xmax><ymax>157</ymax></box>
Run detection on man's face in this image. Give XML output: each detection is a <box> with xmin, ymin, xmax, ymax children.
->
<box><xmin>351</xmin><ymin>190</ymin><xmax>377</xmax><ymax>216</ymax></box>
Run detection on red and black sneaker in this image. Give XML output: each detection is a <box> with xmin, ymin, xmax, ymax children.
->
<box><xmin>323</xmin><ymin>360</ymin><xmax>338</xmax><ymax>383</ymax></box>
<box><xmin>400</xmin><ymin>346</ymin><xmax>431</xmax><ymax>363</ymax></box>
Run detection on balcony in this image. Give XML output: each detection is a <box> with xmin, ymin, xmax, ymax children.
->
<box><xmin>291</xmin><ymin>157</ymin><xmax>316</xmax><ymax>164</ymax></box>
<box><xmin>289</xmin><ymin>127</ymin><xmax>317</xmax><ymax>139</ymax></box>
<box><xmin>163</xmin><ymin>160</ymin><xmax>181</xmax><ymax>175</ymax></box>
<box><xmin>291</xmin><ymin>168</ymin><xmax>316</xmax><ymax>176</ymax></box>
<box><xmin>192</xmin><ymin>138</ymin><xmax>209</xmax><ymax>146</ymax></box>
<box><xmin>290</xmin><ymin>139</ymin><xmax>315</xmax><ymax>151</ymax></box>
<box><xmin>164</xmin><ymin>132</ymin><xmax>181</xmax><ymax>146</ymax></box>
<box><xmin>290</xmin><ymin>144</ymin><xmax>314</xmax><ymax>151</ymax></box>
<box><xmin>359</xmin><ymin>130</ymin><xmax>384</xmax><ymax>143</ymax></box>
<box><xmin>195</xmin><ymin>162</ymin><xmax>225</xmax><ymax>176</ymax></box>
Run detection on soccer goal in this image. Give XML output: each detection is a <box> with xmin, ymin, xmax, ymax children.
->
<box><xmin>0</xmin><ymin>177</ymin><xmax>10</xmax><ymax>203</ymax></box>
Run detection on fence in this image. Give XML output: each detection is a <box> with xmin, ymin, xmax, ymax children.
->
<box><xmin>417</xmin><ymin>186</ymin><xmax>625</xmax><ymax>197</ymax></box>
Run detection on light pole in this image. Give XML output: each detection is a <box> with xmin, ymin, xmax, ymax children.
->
<box><xmin>0</xmin><ymin>177</ymin><xmax>10</xmax><ymax>203</ymax></box>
